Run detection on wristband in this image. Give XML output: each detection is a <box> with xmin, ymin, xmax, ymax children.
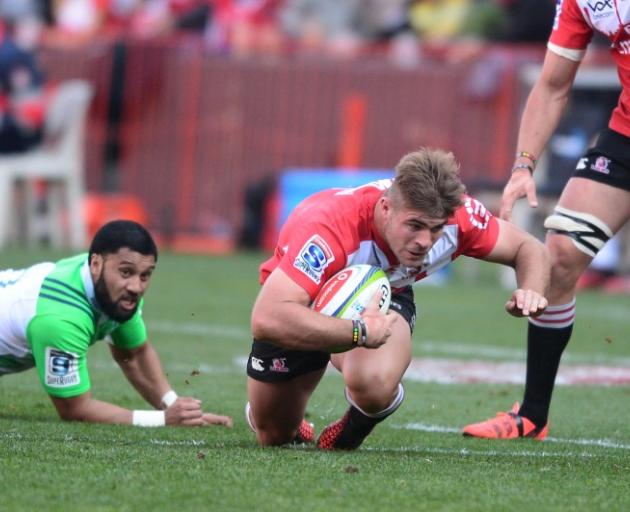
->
<box><xmin>511</xmin><ymin>163</ymin><xmax>534</xmax><ymax>175</ymax></box>
<box><xmin>161</xmin><ymin>390</ymin><xmax>178</xmax><ymax>408</ymax></box>
<box><xmin>132</xmin><ymin>410</ymin><xmax>166</xmax><ymax>427</ymax></box>
<box><xmin>516</xmin><ymin>151</ymin><xmax>537</xmax><ymax>168</ymax></box>
<box><xmin>351</xmin><ymin>319</ymin><xmax>361</xmax><ymax>345</ymax></box>
<box><xmin>357</xmin><ymin>319</ymin><xmax>368</xmax><ymax>347</ymax></box>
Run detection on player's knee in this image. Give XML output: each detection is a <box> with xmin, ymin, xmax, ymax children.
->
<box><xmin>548</xmin><ymin>235</ymin><xmax>590</xmax><ymax>289</ymax></box>
<box><xmin>346</xmin><ymin>373</ymin><xmax>399</xmax><ymax>412</ymax></box>
<box><xmin>545</xmin><ymin>206</ymin><xmax>613</xmax><ymax>280</ymax></box>
<box><xmin>255</xmin><ymin>425</ymin><xmax>296</xmax><ymax>446</ymax></box>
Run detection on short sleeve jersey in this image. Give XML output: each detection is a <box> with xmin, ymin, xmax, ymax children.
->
<box><xmin>260</xmin><ymin>180</ymin><xmax>500</xmax><ymax>299</ymax></box>
<box><xmin>549</xmin><ymin>0</ymin><xmax>630</xmax><ymax>137</ymax></box>
<box><xmin>0</xmin><ymin>254</ymin><xmax>147</xmax><ymax>397</ymax></box>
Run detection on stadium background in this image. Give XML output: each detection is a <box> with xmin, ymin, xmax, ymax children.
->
<box><xmin>36</xmin><ymin>38</ymin><xmax>593</xmax><ymax>250</ymax></box>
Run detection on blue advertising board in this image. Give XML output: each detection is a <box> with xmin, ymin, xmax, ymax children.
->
<box><xmin>278</xmin><ymin>168</ymin><xmax>394</xmax><ymax>227</ymax></box>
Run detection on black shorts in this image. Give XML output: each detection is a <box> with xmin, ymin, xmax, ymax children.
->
<box><xmin>246</xmin><ymin>286</ymin><xmax>417</xmax><ymax>383</ymax></box>
<box><xmin>573</xmin><ymin>128</ymin><xmax>630</xmax><ymax>191</ymax></box>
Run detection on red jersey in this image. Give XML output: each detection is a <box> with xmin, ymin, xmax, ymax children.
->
<box><xmin>549</xmin><ymin>0</ymin><xmax>630</xmax><ymax>137</ymax></box>
<box><xmin>260</xmin><ymin>179</ymin><xmax>500</xmax><ymax>299</ymax></box>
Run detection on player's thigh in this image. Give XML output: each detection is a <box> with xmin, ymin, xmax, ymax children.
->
<box><xmin>557</xmin><ymin>177</ymin><xmax>630</xmax><ymax>233</ymax></box>
<box><xmin>334</xmin><ymin>310</ymin><xmax>412</xmax><ymax>390</ymax></box>
<box><xmin>246</xmin><ymin>339</ymin><xmax>330</xmax><ymax>430</ymax></box>
<box><xmin>247</xmin><ymin>369</ymin><xmax>325</xmax><ymax>429</ymax></box>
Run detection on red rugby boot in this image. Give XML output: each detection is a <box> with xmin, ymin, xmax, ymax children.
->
<box><xmin>463</xmin><ymin>402</ymin><xmax>548</xmax><ymax>440</ymax></box>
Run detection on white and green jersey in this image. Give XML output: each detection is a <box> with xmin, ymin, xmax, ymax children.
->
<box><xmin>0</xmin><ymin>254</ymin><xmax>147</xmax><ymax>397</ymax></box>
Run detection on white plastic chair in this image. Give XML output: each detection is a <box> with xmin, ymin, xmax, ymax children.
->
<box><xmin>0</xmin><ymin>80</ymin><xmax>94</xmax><ymax>249</ymax></box>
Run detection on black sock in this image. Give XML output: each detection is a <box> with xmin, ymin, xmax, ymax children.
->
<box><xmin>329</xmin><ymin>406</ymin><xmax>383</xmax><ymax>449</ymax></box>
<box><xmin>333</xmin><ymin>385</ymin><xmax>404</xmax><ymax>449</ymax></box>
<box><xmin>519</xmin><ymin>322</ymin><xmax>573</xmax><ymax>427</ymax></box>
<box><xmin>347</xmin><ymin>406</ymin><xmax>383</xmax><ymax>436</ymax></box>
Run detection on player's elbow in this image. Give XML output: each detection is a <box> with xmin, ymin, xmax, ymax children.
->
<box><xmin>56</xmin><ymin>405</ymin><xmax>87</xmax><ymax>422</ymax></box>
<box><xmin>251</xmin><ymin>311</ymin><xmax>274</xmax><ymax>341</ymax></box>
<box><xmin>251</xmin><ymin>308</ymin><xmax>290</xmax><ymax>345</ymax></box>
<box><xmin>110</xmin><ymin>343</ymin><xmax>145</xmax><ymax>367</ymax></box>
<box><xmin>513</xmin><ymin>233</ymin><xmax>547</xmax><ymax>264</ymax></box>
<box><xmin>51</xmin><ymin>394</ymin><xmax>91</xmax><ymax>422</ymax></box>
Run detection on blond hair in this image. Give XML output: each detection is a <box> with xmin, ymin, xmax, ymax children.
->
<box><xmin>390</xmin><ymin>147</ymin><xmax>465</xmax><ymax>218</ymax></box>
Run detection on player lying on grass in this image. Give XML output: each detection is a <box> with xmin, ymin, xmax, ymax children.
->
<box><xmin>0</xmin><ymin>220</ymin><xmax>232</xmax><ymax>428</ymax></box>
<box><xmin>245</xmin><ymin>147</ymin><xmax>550</xmax><ymax>450</ymax></box>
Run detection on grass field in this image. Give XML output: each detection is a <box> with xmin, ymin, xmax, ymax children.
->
<box><xmin>1</xmin><ymin>248</ymin><xmax>629</xmax><ymax>511</ymax></box>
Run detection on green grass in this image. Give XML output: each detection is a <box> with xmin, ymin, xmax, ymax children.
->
<box><xmin>1</xmin><ymin>249</ymin><xmax>629</xmax><ymax>511</ymax></box>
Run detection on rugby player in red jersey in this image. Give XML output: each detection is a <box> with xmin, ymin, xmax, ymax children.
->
<box><xmin>245</xmin><ymin>147</ymin><xmax>549</xmax><ymax>449</ymax></box>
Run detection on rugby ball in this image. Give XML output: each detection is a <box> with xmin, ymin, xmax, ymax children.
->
<box><xmin>312</xmin><ymin>264</ymin><xmax>391</xmax><ymax>322</ymax></box>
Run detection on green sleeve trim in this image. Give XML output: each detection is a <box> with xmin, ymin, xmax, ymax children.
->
<box><xmin>44</xmin><ymin>277</ymin><xmax>89</xmax><ymax>303</ymax></box>
<box><xmin>41</xmin><ymin>283</ymin><xmax>92</xmax><ymax>309</ymax></box>
<box><xmin>39</xmin><ymin>292</ymin><xmax>95</xmax><ymax>322</ymax></box>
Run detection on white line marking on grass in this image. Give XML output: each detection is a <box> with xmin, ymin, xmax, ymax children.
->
<box><xmin>395</xmin><ymin>423</ymin><xmax>460</xmax><ymax>434</ymax></box>
<box><xmin>394</xmin><ymin>423</ymin><xmax>630</xmax><ymax>450</ymax></box>
<box><xmin>2</xmin><ymin>432</ymin><xmax>626</xmax><ymax>456</ymax></box>
<box><xmin>90</xmin><ymin>360</ymin><xmax>239</xmax><ymax>374</ymax></box>
<box><xmin>546</xmin><ymin>437</ymin><xmax>630</xmax><ymax>450</ymax></box>
<box><xmin>363</xmin><ymin>446</ymin><xmax>598</xmax><ymax>458</ymax></box>
<box><xmin>145</xmin><ymin>438</ymin><xmax>598</xmax><ymax>458</ymax></box>
<box><xmin>420</xmin><ymin>341</ymin><xmax>630</xmax><ymax>366</ymax></box>
<box><xmin>94</xmin><ymin>348</ymin><xmax>630</xmax><ymax>386</ymax></box>
<box><xmin>149</xmin><ymin>317</ymin><xmax>630</xmax><ymax>362</ymax></box>
<box><xmin>420</xmin><ymin>341</ymin><xmax>526</xmax><ymax>360</ymax></box>
<box><xmin>149</xmin><ymin>320</ymin><xmax>250</xmax><ymax>339</ymax></box>
<box><xmin>149</xmin><ymin>439</ymin><xmax>208</xmax><ymax>447</ymax></box>
<box><xmin>149</xmin><ymin>320</ymin><xmax>630</xmax><ymax>366</ymax></box>
<box><xmin>406</xmin><ymin>357</ymin><xmax>630</xmax><ymax>386</ymax></box>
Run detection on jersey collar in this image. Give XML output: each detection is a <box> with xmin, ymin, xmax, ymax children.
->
<box><xmin>80</xmin><ymin>258</ymin><xmax>100</xmax><ymax>311</ymax></box>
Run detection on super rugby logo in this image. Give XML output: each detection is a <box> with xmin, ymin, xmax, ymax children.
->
<box><xmin>464</xmin><ymin>197</ymin><xmax>490</xmax><ymax>230</ymax></box>
<box><xmin>294</xmin><ymin>234</ymin><xmax>335</xmax><ymax>284</ymax></box>
<box><xmin>45</xmin><ymin>347</ymin><xmax>80</xmax><ymax>387</ymax></box>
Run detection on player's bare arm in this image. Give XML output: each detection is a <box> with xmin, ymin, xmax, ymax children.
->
<box><xmin>49</xmin><ymin>391</ymin><xmax>209</xmax><ymax>426</ymax></box>
<box><xmin>110</xmin><ymin>342</ymin><xmax>172</xmax><ymax>408</ymax></box>
<box><xmin>110</xmin><ymin>342</ymin><xmax>233</xmax><ymax>427</ymax></box>
<box><xmin>251</xmin><ymin>268</ymin><xmax>395</xmax><ymax>351</ymax></box>
<box><xmin>482</xmin><ymin>218</ymin><xmax>550</xmax><ymax>317</ymax></box>
<box><xmin>501</xmin><ymin>51</ymin><xmax>581</xmax><ymax>220</ymax></box>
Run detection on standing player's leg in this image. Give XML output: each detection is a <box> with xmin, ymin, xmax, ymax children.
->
<box><xmin>519</xmin><ymin>177</ymin><xmax>630</xmax><ymax>428</ymax></box>
<box><xmin>318</xmin><ymin>288</ymin><xmax>415</xmax><ymax>450</ymax></box>
<box><xmin>246</xmin><ymin>340</ymin><xmax>329</xmax><ymax>446</ymax></box>
<box><xmin>464</xmin><ymin>176</ymin><xmax>630</xmax><ymax>439</ymax></box>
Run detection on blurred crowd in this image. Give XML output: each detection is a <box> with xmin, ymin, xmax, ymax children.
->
<box><xmin>1</xmin><ymin>1</ymin><xmax>556</xmax><ymax>59</ymax></box>
<box><xmin>0</xmin><ymin>1</ymin><xmax>557</xmax><ymax>156</ymax></box>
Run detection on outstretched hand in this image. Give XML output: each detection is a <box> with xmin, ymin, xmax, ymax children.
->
<box><xmin>505</xmin><ymin>288</ymin><xmax>548</xmax><ymax>318</ymax></box>
<box><xmin>360</xmin><ymin>290</ymin><xmax>398</xmax><ymax>349</ymax></box>
<box><xmin>165</xmin><ymin>396</ymin><xmax>205</xmax><ymax>426</ymax></box>
<box><xmin>165</xmin><ymin>397</ymin><xmax>232</xmax><ymax>427</ymax></box>
<box><xmin>500</xmin><ymin>170</ymin><xmax>538</xmax><ymax>221</ymax></box>
<box><xmin>202</xmin><ymin>412</ymin><xmax>233</xmax><ymax>427</ymax></box>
